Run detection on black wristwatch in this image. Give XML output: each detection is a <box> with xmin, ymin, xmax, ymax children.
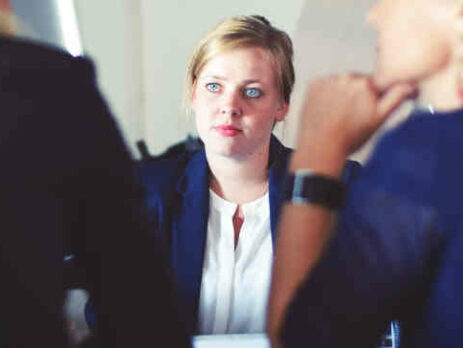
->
<box><xmin>284</xmin><ymin>169</ymin><xmax>345</xmax><ymax>209</ymax></box>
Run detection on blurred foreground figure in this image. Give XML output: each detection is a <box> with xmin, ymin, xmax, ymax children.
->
<box><xmin>0</xmin><ymin>35</ymin><xmax>188</xmax><ymax>347</ymax></box>
<box><xmin>268</xmin><ymin>0</ymin><xmax>463</xmax><ymax>347</ymax></box>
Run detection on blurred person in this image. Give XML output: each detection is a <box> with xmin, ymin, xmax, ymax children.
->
<box><xmin>0</xmin><ymin>19</ymin><xmax>188</xmax><ymax>346</ymax></box>
<box><xmin>267</xmin><ymin>0</ymin><xmax>463</xmax><ymax>347</ymax></box>
<box><xmin>138</xmin><ymin>14</ymin><xmax>361</xmax><ymax>336</ymax></box>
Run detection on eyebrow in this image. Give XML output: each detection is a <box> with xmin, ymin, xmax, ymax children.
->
<box><xmin>201</xmin><ymin>75</ymin><xmax>264</xmax><ymax>84</ymax></box>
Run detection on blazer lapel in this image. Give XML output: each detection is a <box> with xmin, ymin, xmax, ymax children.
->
<box><xmin>172</xmin><ymin>149</ymin><xmax>209</xmax><ymax>332</ymax></box>
<box><xmin>268</xmin><ymin>136</ymin><xmax>291</xmax><ymax>247</ymax></box>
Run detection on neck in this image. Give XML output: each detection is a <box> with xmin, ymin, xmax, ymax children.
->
<box><xmin>418</xmin><ymin>61</ymin><xmax>462</xmax><ymax>112</ymax></box>
<box><xmin>206</xmin><ymin>143</ymin><xmax>270</xmax><ymax>204</ymax></box>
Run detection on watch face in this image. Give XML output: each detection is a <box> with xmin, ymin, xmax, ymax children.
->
<box><xmin>284</xmin><ymin>172</ymin><xmax>344</xmax><ymax>209</ymax></box>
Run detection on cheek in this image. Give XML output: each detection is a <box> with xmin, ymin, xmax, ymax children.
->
<box><xmin>248</xmin><ymin>108</ymin><xmax>279</xmax><ymax>134</ymax></box>
<box><xmin>192</xmin><ymin>101</ymin><xmax>222</xmax><ymax>144</ymax></box>
<box><xmin>193</xmin><ymin>107</ymin><xmax>209</xmax><ymax>137</ymax></box>
<box><xmin>375</xmin><ymin>25</ymin><xmax>452</xmax><ymax>87</ymax></box>
<box><xmin>192</xmin><ymin>97</ymin><xmax>217</xmax><ymax>123</ymax></box>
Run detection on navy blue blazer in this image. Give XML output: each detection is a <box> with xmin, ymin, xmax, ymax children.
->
<box><xmin>140</xmin><ymin>135</ymin><xmax>361</xmax><ymax>334</ymax></box>
<box><xmin>282</xmin><ymin>109</ymin><xmax>463</xmax><ymax>348</ymax></box>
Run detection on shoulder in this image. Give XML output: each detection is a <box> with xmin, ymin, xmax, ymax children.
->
<box><xmin>342</xmin><ymin>160</ymin><xmax>362</xmax><ymax>184</ymax></box>
<box><xmin>349</xmin><ymin>112</ymin><xmax>463</xmax><ymax>204</ymax></box>
<box><xmin>137</xmin><ymin>151</ymin><xmax>193</xmax><ymax>227</ymax></box>
<box><xmin>365</xmin><ymin>113</ymin><xmax>461</xmax><ymax>185</ymax></box>
<box><xmin>0</xmin><ymin>36</ymin><xmax>94</xmax><ymax>78</ymax></box>
<box><xmin>373</xmin><ymin>111</ymin><xmax>463</xmax><ymax>159</ymax></box>
<box><xmin>269</xmin><ymin>135</ymin><xmax>293</xmax><ymax>167</ymax></box>
<box><xmin>138</xmin><ymin>149</ymin><xmax>199</xmax><ymax>194</ymax></box>
<box><xmin>0</xmin><ymin>37</ymin><xmax>99</xmax><ymax>117</ymax></box>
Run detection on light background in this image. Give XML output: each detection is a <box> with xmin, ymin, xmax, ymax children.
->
<box><xmin>9</xmin><ymin>0</ymin><xmax>412</xmax><ymax>161</ymax></box>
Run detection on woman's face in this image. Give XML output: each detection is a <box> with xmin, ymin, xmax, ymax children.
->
<box><xmin>367</xmin><ymin>0</ymin><xmax>456</xmax><ymax>89</ymax></box>
<box><xmin>191</xmin><ymin>47</ymin><xmax>288</xmax><ymax>159</ymax></box>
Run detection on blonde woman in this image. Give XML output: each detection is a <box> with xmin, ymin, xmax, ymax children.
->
<box><xmin>139</xmin><ymin>15</ymin><xmax>360</xmax><ymax>336</ymax></box>
<box><xmin>269</xmin><ymin>0</ymin><xmax>463</xmax><ymax>347</ymax></box>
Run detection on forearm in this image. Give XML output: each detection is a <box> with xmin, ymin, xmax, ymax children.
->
<box><xmin>267</xmin><ymin>75</ymin><xmax>413</xmax><ymax>346</ymax></box>
<box><xmin>267</xmin><ymin>144</ymin><xmax>346</xmax><ymax>347</ymax></box>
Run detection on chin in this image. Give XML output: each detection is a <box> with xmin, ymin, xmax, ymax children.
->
<box><xmin>374</xmin><ymin>64</ymin><xmax>418</xmax><ymax>91</ymax></box>
<box><xmin>372</xmin><ymin>72</ymin><xmax>391</xmax><ymax>92</ymax></box>
<box><xmin>373</xmin><ymin>57</ymin><xmax>394</xmax><ymax>90</ymax></box>
<box><xmin>205</xmin><ymin>138</ymin><xmax>240</xmax><ymax>157</ymax></box>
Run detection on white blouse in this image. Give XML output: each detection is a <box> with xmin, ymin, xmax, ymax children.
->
<box><xmin>198</xmin><ymin>189</ymin><xmax>273</xmax><ymax>335</ymax></box>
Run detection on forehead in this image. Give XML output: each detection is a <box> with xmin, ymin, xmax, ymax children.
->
<box><xmin>198</xmin><ymin>47</ymin><xmax>277</xmax><ymax>84</ymax></box>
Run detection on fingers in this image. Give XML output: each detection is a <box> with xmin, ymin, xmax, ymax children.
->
<box><xmin>376</xmin><ymin>83</ymin><xmax>417</xmax><ymax>119</ymax></box>
<box><xmin>299</xmin><ymin>73</ymin><xmax>415</xmax><ymax>157</ymax></box>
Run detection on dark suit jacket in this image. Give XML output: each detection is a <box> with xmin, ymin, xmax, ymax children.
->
<box><xmin>282</xmin><ymin>110</ymin><xmax>463</xmax><ymax>348</ymax></box>
<box><xmin>0</xmin><ymin>36</ymin><xmax>188</xmax><ymax>347</ymax></box>
<box><xmin>139</xmin><ymin>135</ymin><xmax>361</xmax><ymax>334</ymax></box>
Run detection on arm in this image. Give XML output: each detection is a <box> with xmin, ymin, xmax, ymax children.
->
<box><xmin>267</xmin><ymin>75</ymin><xmax>415</xmax><ymax>347</ymax></box>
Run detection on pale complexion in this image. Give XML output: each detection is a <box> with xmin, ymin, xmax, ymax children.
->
<box><xmin>191</xmin><ymin>46</ymin><xmax>288</xmax><ymax>247</ymax></box>
<box><xmin>369</xmin><ymin>0</ymin><xmax>463</xmax><ymax>109</ymax></box>
<box><xmin>267</xmin><ymin>0</ymin><xmax>463</xmax><ymax>346</ymax></box>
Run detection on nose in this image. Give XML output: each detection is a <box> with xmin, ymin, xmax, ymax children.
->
<box><xmin>220</xmin><ymin>90</ymin><xmax>243</xmax><ymax>117</ymax></box>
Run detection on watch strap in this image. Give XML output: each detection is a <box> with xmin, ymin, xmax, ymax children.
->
<box><xmin>284</xmin><ymin>169</ymin><xmax>345</xmax><ymax>209</ymax></box>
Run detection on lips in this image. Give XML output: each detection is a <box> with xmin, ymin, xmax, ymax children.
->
<box><xmin>214</xmin><ymin>125</ymin><xmax>241</xmax><ymax>136</ymax></box>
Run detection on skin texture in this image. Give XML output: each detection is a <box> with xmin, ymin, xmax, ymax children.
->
<box><xmin>192</xmin><ymin>47</ymin><xmax>288</xmax><ymax>161</ymax></box>
<box><xmin>267</xmin><ymin>0</ymin><xmax>463</xmax><ymax>346</ymax></box>
<box><xmin>369</xmin><ymin>0</ymin><xmax>454</xmax><ymax>89</ymax></box>
<box><xmin>369</xmin><ymin>0</ymin><xmax>462</xmax><ymax>109</ymax></box>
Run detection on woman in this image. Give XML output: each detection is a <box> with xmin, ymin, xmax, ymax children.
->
<box><xmin>268</xmin><ymin>0</ymin><xmax>463</xmax><ymax>347</ymax></box>
<box><xmin>141</xmin><ymin>15</ymin><xmax>360</xmax><ymax>335</ymax></box>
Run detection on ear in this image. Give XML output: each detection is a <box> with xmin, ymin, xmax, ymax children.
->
<box><xmin>275</xmin><ymin>102</ymin><xmax>289</xmax><ymax>122</ymax></box>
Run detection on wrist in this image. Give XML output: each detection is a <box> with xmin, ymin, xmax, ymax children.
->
<box><xmin>290</xmin><ymin>144</ymin><xmax>347</xmax><ymax>178</ymax></box>
<box><xmin>284</xmin><ymin>169</ymin><xmax>345</xmax><ymax>209</ymax></box>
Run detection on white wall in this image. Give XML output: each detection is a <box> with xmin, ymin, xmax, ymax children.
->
<box><xmin>74</xmin><ymin>0</ymin><xmax>143</xmax><ymax>156</ymax></box>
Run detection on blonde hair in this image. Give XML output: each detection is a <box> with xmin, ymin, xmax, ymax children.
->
<box><xmin>0</xmin><ymin>9</ymin><xmax>15</xmax><ymax>36</ymax></box>
<box><xmin>185</xmin><ymin>15</ymin><xmax>295</xmax><ymax>106</ymax></box>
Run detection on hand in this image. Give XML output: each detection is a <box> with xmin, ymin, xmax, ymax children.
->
<box><xmin>296</xmin><ymin>74</ymin><xmax>416</xmax><ymax>158</ymax></box>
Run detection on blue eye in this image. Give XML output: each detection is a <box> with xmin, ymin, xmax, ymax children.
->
<box><xmin>244</xmin><ymin>88</ymin><xmax>262</xmax><ymax>98</ymax></box>
<box><xmin>206</xmin><ymin>83</ymin><xmax>220</xmax><ymax>93</ymax></box>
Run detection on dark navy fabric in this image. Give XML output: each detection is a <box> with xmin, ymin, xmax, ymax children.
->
<box><xmin>0</xmin><ymin>36</ymin><xmax>188</xmax><ymax>347</ymax></box>
<box><xmin>282</xmin><ymin>109</ymin><xmax>463</xmax><ymax>348</ymax></box>
<box><xmin>139</xmin><ymin>135</ymin><xmax>361</xmax><ymax>334</ymax></box>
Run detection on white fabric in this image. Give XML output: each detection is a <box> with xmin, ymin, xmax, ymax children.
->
<box><xmin>193</xmin><ymin>333</ymin><xmax>270</xmax><ymax>348</ymax></box>
<box><xmin>198</xmin><ymin>189</ymin><xmax>273</xmax><ymax>335</ymax></box>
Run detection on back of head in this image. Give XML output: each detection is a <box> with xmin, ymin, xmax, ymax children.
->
<box><xmin>185</xmin><ymin>15</ymin><xmax>295</xmax><ymax>104</ymax></box>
